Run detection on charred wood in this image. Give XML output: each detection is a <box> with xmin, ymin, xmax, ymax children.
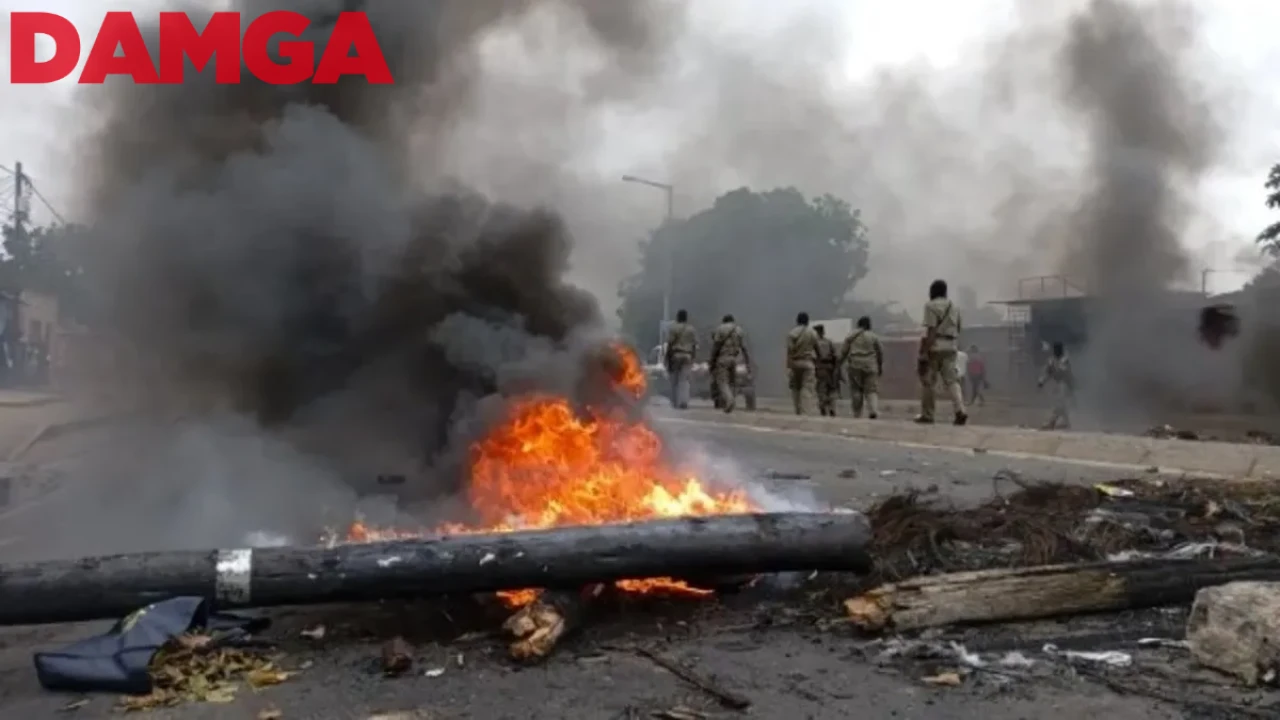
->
<box><xmin>846</xmin><ymin>557</ymin><xmax>1280</xmax><ymax>632</ymax></box>
<box><xmin>0</xmin><ymin>512</ymin><xmax>870</xmax><ymax>626</ymax></box>
<box><xmin>503</xmin><ymin>585</ymin><xmax>602</xmax><ymax>662</ymax></box>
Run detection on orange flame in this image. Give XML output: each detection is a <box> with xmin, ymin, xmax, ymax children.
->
<box><xmin>344</xmin><ymin>343</ymin><xmax>755</xmax><ymax>606</ymax></box>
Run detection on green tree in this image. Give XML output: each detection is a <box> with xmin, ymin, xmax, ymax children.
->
<box><xmin>0</xmin><ymin>222</ymin><xmax>91</xmax><ymax>322</ymax></box>
<box><xmin>1259</xmin><ymin>163</ymin><xmax>1280</xmax><ymax>254</ymax></box>
<box><xmin>617</xmin><ymin>187</ymin><xmax>868</xmax><ymax>387</ymax></box>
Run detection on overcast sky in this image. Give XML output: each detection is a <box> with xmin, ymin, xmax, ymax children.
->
<box><xmin>2</xmin><ymin>0</ymin><xmax>1278</xmax><ymax>297</ymax></box>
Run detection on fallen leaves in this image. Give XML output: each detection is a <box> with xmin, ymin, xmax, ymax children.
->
<box><xmin>116</xmin><ymin>633</ymin><xmax>297</xmax><ymax>712</ymax></box>
<box><xmin>247</xmin><ymin>667</ymin><xmax>294</xmax><ymax>689</ymax></box>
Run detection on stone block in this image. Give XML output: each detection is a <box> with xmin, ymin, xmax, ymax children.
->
<box><xmin>1187</xmin><ymin>581</ymin><xmax>1280</xmax><ymax>685</ymax></box>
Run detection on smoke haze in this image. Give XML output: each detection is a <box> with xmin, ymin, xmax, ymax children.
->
<box><xmin>27</xmin><ymin>0</ymin><xmax>1254</xmax><ymax>558</ymax></box>
<box><xmin>45</xmin><ymin>0</ymin><xmax>685</xmax><ymax>557</ymax></box>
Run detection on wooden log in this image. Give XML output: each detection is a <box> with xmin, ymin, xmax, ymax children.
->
<box><xmin>503</xmin><ymin>585</ymin><xmax>603</xmax><ymax>662</ymax></box>
<box><xmin>0</xmin><ymin>512</ymin><xmax>870</xmax><ymax>626</ymax></box>
<box><xmin>845</xmin><ymin>557</ymin><xmax>1280</xmax><ymax>633</ymax></box>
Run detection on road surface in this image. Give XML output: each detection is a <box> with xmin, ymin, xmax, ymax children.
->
<box><xmin>0</xmin><ymin>410</ymin><xmax>1229</xmax><ymax>718</ymax></box>
<box><xmin>656</xmin><ymin>411</ymin><xmax>1149</xmax><ymax>511</ymax></box>
<box><xmin>715</xmin><ymin>394</ymin><xmax>1280</xmax><ymax>443</ymax></box>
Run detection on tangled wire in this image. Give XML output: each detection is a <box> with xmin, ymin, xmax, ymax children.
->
<box><xmin>865</xmin><ymin>474</ymin><xmax>1280</xmax><ymax>583</ymax></box>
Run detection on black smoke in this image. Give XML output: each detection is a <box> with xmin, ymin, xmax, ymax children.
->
<box><xmin>1054</xmin><ymin>0</ymin><xmax>1229</xmax><ymax>422</ymax></box>
<box><xmin>46</xmin><ymin>0</ymin><xmax>680</xmax><ymax>556</ymax></box>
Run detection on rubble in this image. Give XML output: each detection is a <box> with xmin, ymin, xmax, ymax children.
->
<box><xmin>1187</xmin><ymin>581</ymin><xmax>1280</xmax><ymax>685</ymax></box>
<box><xmin>863</xmin><ymin>475</ymin><xmax>1280</xmax><ymax>584</ymax></box>
<box><xmin>846</xmin><ymin>476</ymin><xmax>1280</xmax><ymax>633</ymax></box>
<box><xmin>380</xmin><ymin>637</ymin><xmax>413</xmax><ymax>677</ymax></box>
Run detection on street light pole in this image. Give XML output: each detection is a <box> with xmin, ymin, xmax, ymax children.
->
<box><xmin>622</xmin><ymin>174</ymin><xmax>676</xmax><ymax>335</ymax></box>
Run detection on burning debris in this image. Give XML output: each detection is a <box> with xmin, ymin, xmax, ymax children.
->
<box><xmin>340</xmin><ymin>344</ymin><xmax>760</xmax><ymax>613</ymax></box>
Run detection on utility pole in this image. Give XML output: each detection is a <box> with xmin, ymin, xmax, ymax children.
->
<box><xmin>11</xmin><ymin>162</ymin><xmax>26</xmax><ymax>251</ymax></box>
<box><xmin>621</xmin><ymin>175</ymin><xmax>675</xmax><ymax>347</ymax></box>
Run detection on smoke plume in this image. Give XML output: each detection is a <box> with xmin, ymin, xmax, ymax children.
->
<box><xmin>48</xmin><ymin>0</ymin><xmax>685</xmax><ymax>557</ymax></box>
<box><xmin>1055</xmin><ymin>0</ymin><xmax>1231</xmax><ymax>419</ymax></box>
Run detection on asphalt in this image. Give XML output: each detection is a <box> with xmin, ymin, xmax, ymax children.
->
<box><xmin>656</xmin><ymin>412</ymin><xmax>1148</xmax><ymax>510</ymax></box>
<box><xmin>0</xmin><ymin>411</ymin><xmax>1241</xmax><ymax>718</ymax></box>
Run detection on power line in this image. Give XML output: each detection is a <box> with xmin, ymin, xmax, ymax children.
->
<box><xmin>25</xmin><ymin>181</ymin><xmax>66</xmax><ymax>226</ymax></box>
<box><xmin>0</xmin><ymin>163</ymin><xmax>67</xmax><ymax>227</ymax></box>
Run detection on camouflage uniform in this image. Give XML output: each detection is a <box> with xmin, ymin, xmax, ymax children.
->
<box><xmin>665</xmin><ymin>321</ymin><xmax>698</xmax><ymax>409</ymax></box>
<box><xmin>710</xmin><ymin>321</ymin><xmax>748</xmax><ymax>413</ymax></box>
<box><xmin>814</xmin><ymin>334</ymin><xmax>839</xmax><ymax>416</ymax></box>
<box><xmin>840</xmin><ymin>328</ymin><xmax>883</xmax><ymax>418</ymax></box>
<box><xmin>919</xmin><ymin>298</ymin><xmax>967</xmax><ymax>422</ymax></box>
<box><xmin>1038</xmin><ymin>354</ymin><xmax>1074</xmax><ymax>429</ymax></box>
<box><xmin>786</xmin><ymin>324</ymin><xmax>819</xmax><ymax>415</ymax></box>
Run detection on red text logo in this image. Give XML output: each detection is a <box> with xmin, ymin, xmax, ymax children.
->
<box><xmin>8</xmin><ymin>11</ymin><xmax>393</xmax><ymax>84</ymax></box>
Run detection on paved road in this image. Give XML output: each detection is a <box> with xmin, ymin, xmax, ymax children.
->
<box><xmin>0</xmin><ymin>416</ymin><xmax>1195</xmax><ymax>718</ymax></box>
<box><xmin>656</xmin><ymin>412</ymin><xmax>1145</xmax><ymax>510</ymax></box>
<box><xmin>713</xmin><ymin>394</ymin><xmax>1280</xmax><ymax>442</ymax></box>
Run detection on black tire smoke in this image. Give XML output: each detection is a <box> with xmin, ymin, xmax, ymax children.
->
<box><xmin>71</xmin><ymin>0</ymin><xmax>672</xmax><ymax>493</ymax></box>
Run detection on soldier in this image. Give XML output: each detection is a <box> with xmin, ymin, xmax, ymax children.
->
<box><xmin>664</xmin><ymin>309</ymin><xmax>697</xmax><ymax>410</ymax></box>
<box><xmin>840</xmin><ymin>315</ymin><xmax>883</xmax><ymax>419</ymax></box>
<box><xmin>786</xmin><ymin>312</ymin><xmax>819</xmax><ymax>415</ymax></box>
<box><xmin>814</xmin><ymin>324</ymin><xmax>839</xmax><ymax>416</ymax></box>
<box><xmin>1037</xmin><ymin>341</ymin><xmax>1074</xmax><ymax>429</ymax></box>
<box><xmin>710</xmin><ymin>314</ymin><xmax>750</xmax><ymax>413</ymax></box>
<box><xmin>916</xmin><ymin>279</ymin><xmax>969</xmax><ymax>425</ymax></box>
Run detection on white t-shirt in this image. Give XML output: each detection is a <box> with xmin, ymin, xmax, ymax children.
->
<box><xmin>955</xmin><ymin>350</ymin><xmax>968</xmax><ymax>377</ymax></box>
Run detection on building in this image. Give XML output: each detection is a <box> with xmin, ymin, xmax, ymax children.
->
<box><xmin>0</xmin><ymin>289</ymin><xmax>60</xmax><ymax>387</ymax></box>
<box><xmin>993</xmin><ymin>275</ymin><xmax>1213</xmax><ymax>394</ymax></box>
<box><xmin>875</xmin><ymin>324</ymin><xmax>1012</xmax><ymax>399</ymax></box>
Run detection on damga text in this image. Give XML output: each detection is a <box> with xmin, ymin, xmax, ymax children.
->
<box><xmin>7</xmin><ymin>11</ymin><xmax>393</xmax><ymax>84</ymax></box>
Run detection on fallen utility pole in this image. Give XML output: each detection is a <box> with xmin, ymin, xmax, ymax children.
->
<box><xmin>0</xmin><ymin>512</ymin><xmax>871</xmax><ymax>626</ymax></box>
<box><xmin>845</xmin><ymin>556</ymin><xmax>1280</xmax><ymax>632</ymax></box>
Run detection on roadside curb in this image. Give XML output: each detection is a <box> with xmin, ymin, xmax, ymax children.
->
<box><xmin>0</xmin><ymin>395</ymin><xmax>61</xmax><ymax>408</ymax></box>
<box><xmin>667</xmin><ymin>409</ymin><xmax>1277</xmax><ymax>480</ymax></box>
<box><xmin>7</xmin><ymin>413</ymin><xmax>119</xmax><ymax>462</ymax></box>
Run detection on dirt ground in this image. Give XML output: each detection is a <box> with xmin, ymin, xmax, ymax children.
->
<box><xmin>0</xmin><ymin>584</ymin><xmax>1229</xmax><ymax>719</ymax></box>
<box><xmin>0</xmin><ymin>404</ymin><xmax>1276</xmax><ymax>718</ymax></box>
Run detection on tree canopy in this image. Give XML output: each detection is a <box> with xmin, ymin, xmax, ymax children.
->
<box><xmin>616</xmin><ymin>187</ymin><xmax>868</xmax><ymax>382</ymax></box>
<box><xmin>1259</xmin><ymin>163</ymin><xmax>1280</xmax><ymax>254</ymax></box>
<box><xmin>0</xmin><ymin>222</ymin><xmax>91</xmax><ymax>323</ymax></box>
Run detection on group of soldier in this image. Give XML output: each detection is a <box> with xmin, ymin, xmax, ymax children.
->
<box><xmin>661</xmin><ymin>310</ymin><xmax>755</xmax><ymax>412</ymax></box>
<box><xmin>662</xmin><ymin>278</ymin><xmax>1074</xmax><ymax>427</ymax></box>
<box><xmin>783</xmin><ymin>313</ymin><xmax>884</xmax><ymax>419</ymax></box>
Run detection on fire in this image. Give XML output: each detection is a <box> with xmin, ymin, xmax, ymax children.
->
<box><xmin>609</xmin><ymin>341</ymin><xmax>647</xmax><ymax>398</ymax></box>
<box><xmin>343</xmin><ymin>343</ymin><xmax>755</xmax><ymax>607</ymax></box>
